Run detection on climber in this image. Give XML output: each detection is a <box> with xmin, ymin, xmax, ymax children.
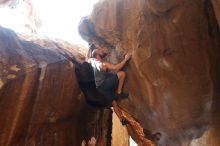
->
<box><xmin>89</xmin><ymin>48</ymin><xmax>131</xmax><ymax>125</ymax></box>
<box><xmin>90</xmin><ymin>48</ymin><xmax>131</xmax><ymax>97</ymax></box>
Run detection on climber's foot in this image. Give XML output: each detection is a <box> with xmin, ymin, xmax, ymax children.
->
<box><xmin>143</xmin><ymin>129</ymin><xmax>161</xmax><ymax>142</ymax></box>
<box><xmin>117</xmin><ymin>92</ymin><xmax>129</xmax><ymax>98</ymax></box>
<box><xmin>153</xmin><ymin>132</ymin><xmax>161</xmax><ymax>141</ymax></box>
<box><xmin>143</xmin><ymin>128</ymin><xmax>152</xmax><ymax>137</ymax></box>
<box><xmin>121</xmin><ymin>118</ymin><xmax>129</xmax><ymax>126</ymax></box>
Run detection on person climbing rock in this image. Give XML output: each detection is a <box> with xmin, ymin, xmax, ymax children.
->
<box><xmin>89</xmin><ymin>48</ymin><xmax>131</xmax><ymax>125</ymax></box>
<box><xmin>90</xmin><ymin>48</ymin><xmax>131</xmax><ymax>97</ymax></box>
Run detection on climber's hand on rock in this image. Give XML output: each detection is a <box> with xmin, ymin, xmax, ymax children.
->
<box><xmin>125</xmin><ymin>52</ymin><xmax>132</xmax><ymax>61</ymax></box>
<box><xmin>81</xmin><ymin>140</ymin><xmax>86</xmax><ymax>146</ymax></box>
<box><xmin>88</xmin><ymin>137</ymin><xmax>96</xmax><ymax>146</ymax></box>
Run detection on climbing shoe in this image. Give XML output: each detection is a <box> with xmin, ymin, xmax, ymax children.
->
<box><xmin>121</xmin><ymin>118</ymin><xmax>129</xmax><ymax>126</ymax></box>
<box><xmin>117</xmin><ymin>92</ymin><xmax>129</xmax><ymax>98</ymax></box>
<box><xmin>143</xmin><ymin>129</ymin><xmax>161</xmax><ymax>142</ymax></box>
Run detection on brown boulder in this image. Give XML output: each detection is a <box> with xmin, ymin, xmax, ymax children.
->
<box><xmin>79</xmin><ymin>0</ymin><xmax>220</xmax><ymax>145</ymax></box>
<box><xmin>0</xmin><ymin>26</ymin><xmax>113</xmax><ymax>146</ymax></box>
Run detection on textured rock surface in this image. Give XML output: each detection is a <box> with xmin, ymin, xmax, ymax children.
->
<box><xmin>212</xmin><ymin>0</ymin><xmax>220</xmax><ymax>27</ymax></box>
<box><xmin>0</xmin><ymin>26</ymin><xmax>112</xmax><ymax>146</ymax></box>
<box><xmin>79</xmin><ymin>0</ymin><xmax>220</xmax><ymax>145</ymax></box>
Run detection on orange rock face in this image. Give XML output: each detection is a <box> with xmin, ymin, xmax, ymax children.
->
<box><xmin>0</xmin><ymin>26</ymin><xmax>113</xmax><ymax>146</ymax></box>
<box><xmin>79</xmin><ymin>0</ymin><xmax>220</xmax><ymax>145</ymax></box>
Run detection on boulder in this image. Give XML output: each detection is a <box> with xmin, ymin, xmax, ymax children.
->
<box><xmin>79</xmin><ymin>0</ymin><xmax>220</xmax><ymax>145</ymax></box>
<box><xmin>0</xmin><ymin>26</ymin><xmax>112</xmax><ymax>146</ymax></box>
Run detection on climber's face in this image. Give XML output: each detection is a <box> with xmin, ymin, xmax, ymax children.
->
<box><xmin>96</xmin><ymin>48</ymin><xmax>107</xmax><ymax>59</ymax></box>
<box><xmin>92</xmin><ymin>49</ymin><xmax>103</xmax><ymax>59</ymax></box>
<box><xmin>96</xmin><ymin>49</ymin><xmax>103</xmax><ymax>56</ymax></box>
<box><xmin>92</xmin><ymin>48</ymin><xmax>108</xmax><ymax>60</ymax></box>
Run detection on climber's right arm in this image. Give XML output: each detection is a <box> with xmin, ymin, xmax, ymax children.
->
<box><xmin>101</xmin><ymin>52</ymin><xmax>132</xmax><ymax>72</ymax></box>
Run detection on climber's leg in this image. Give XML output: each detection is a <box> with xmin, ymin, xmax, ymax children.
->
<box><xmin>116</xmin><ymin>71</ymin><xmax>126</xmax><ymax>94</ymax></box>
<box><xmin>116</xmin><ymin>71</ymin><xmax>129</xmax><ymax>98</ymax></box>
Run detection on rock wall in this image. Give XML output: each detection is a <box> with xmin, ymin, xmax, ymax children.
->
<box><xmin>211</xmin><ymin>0</ymin><xmax>220</xmax><ymax>27</ymax></box>
<box><xmin>79</xmin><ymin>0</ymin><xmax>220</xmax><ymax>145</ymax></box>
<box><xmin>0</xmin><ymin>26</ymin><xmax>112</xmax><ymax>146</ymax></box>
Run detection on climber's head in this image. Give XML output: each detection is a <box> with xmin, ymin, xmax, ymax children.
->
<box><xmin>92</xmin><ymin>49</ymin><xmax>102</xmax><ymax>60</ymax></box>
<box><xmin>92</xmin><ymin>48</ymin><xmax>107</xmax><ymax>60</ymax></box>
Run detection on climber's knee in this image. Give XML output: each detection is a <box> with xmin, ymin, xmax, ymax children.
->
<box><xmin>112</xmin><ymin>100</ymin><xmax>117</xmax><ymax>106</ymax></box>
<box><xmin>117</xmin><ymin>71</ymin><xmax>126</xmax><ymax>79</ymax></box>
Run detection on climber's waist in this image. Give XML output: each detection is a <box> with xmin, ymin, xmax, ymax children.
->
<box><xmin>96</xmin><ymin>73</ymin><xmax>118</xmax><ymax>91</ymax></box>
